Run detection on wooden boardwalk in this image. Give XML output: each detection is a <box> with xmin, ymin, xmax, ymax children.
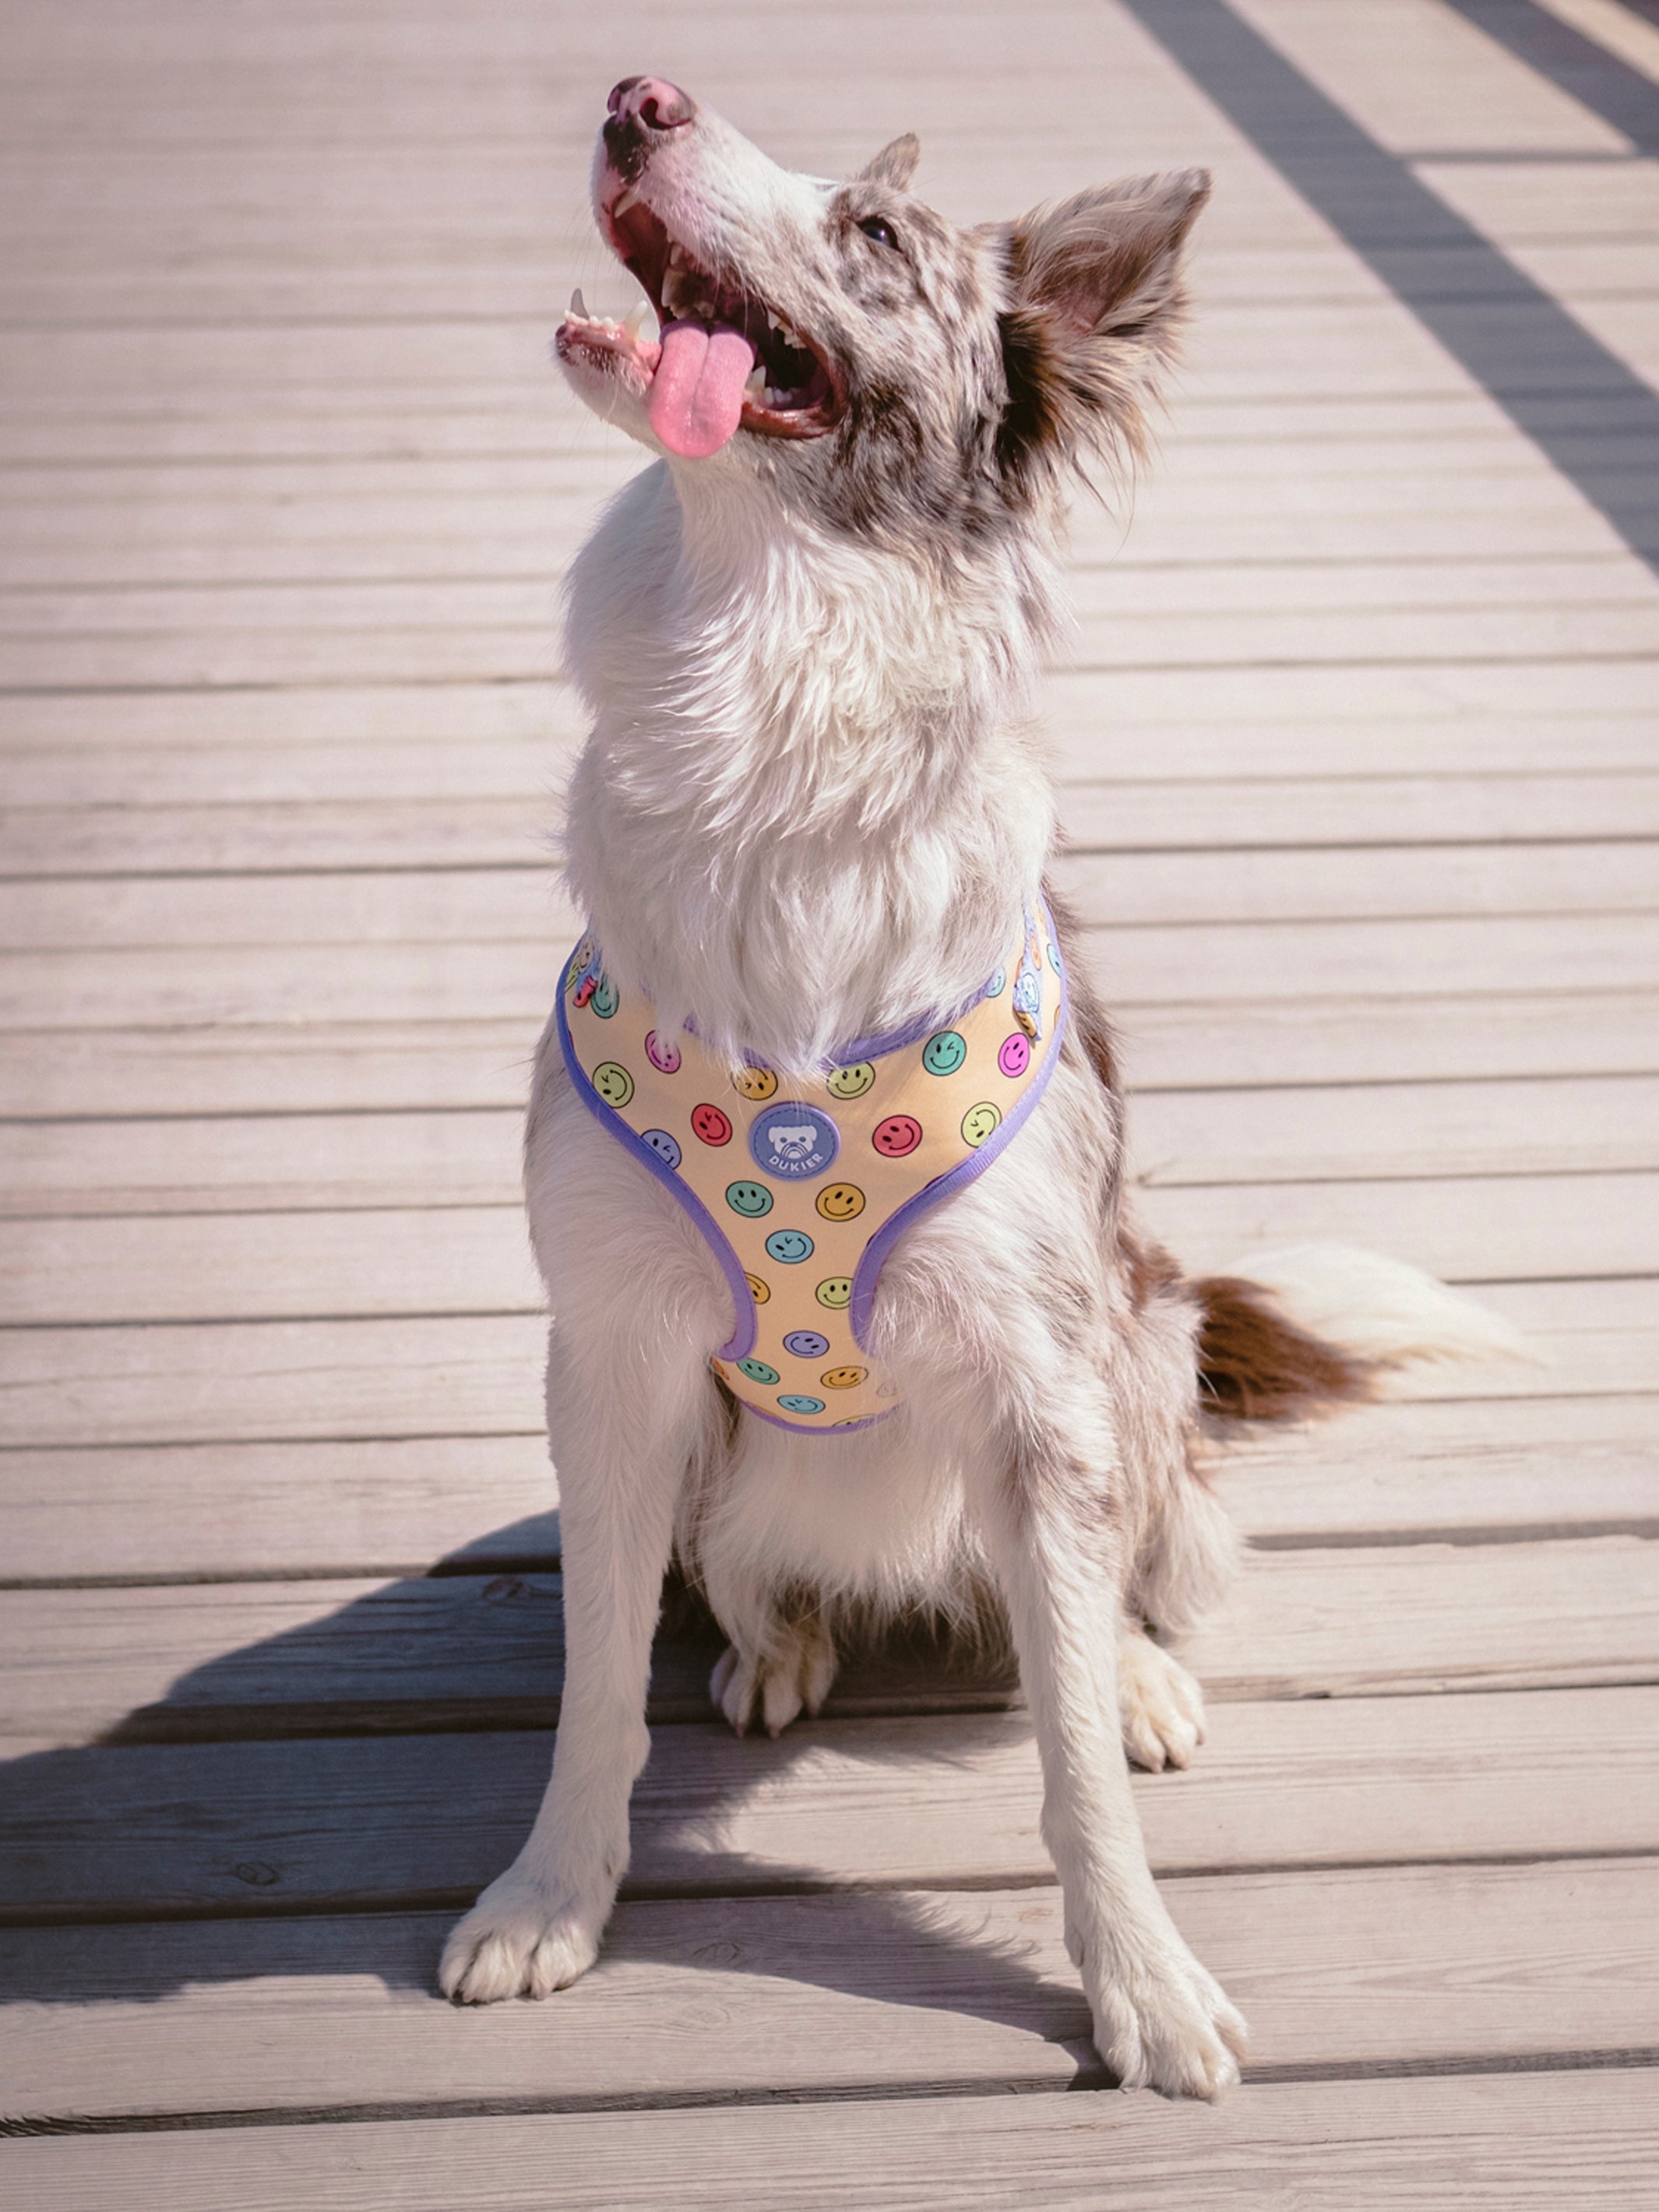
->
<box><xmin>2</xmin><ymin>0</ymin><xmax>1657</xmax><ymax>2199</ymax></box>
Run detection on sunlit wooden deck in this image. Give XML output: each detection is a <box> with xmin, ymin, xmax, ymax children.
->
<box><xmin>3</xmin><ymin>0</ymin><xmax>1658</xmax><ymax>2200</ymax></box>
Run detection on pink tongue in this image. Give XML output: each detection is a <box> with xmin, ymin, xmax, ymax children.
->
<box><xmin>649</xmin><ymin>321</ymin><xmax>756</xmax><ymax>459</ymax></box>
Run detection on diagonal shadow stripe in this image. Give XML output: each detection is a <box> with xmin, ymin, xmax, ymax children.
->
<box><xmin>1440</xmin><ymin>0</ymin><xmax>1659</xmax><ymax>151</ymax></box>
<box><xmin>1115</xmin><ymin>0</ymin><xmax>1659</xmax><ymax>572</ymax></box>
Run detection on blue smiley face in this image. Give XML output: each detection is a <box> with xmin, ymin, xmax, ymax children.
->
<box><xmin>777</xmin><ymin>1393</ymin><xmax>826</xmax><ymax>1417</ymax></box>
<box><xmin>590</xmin><ymin>975</ymin><xmax>618</xmax><ymax>1018</ymax></box>
<box><xmin>738</xmin><ymin>1358</ymin><xmax>780</xmax><ymax>1385</ymax></box>
<box><xmin>642</xmin><ymin>1129</ymin><xmax>682</xmax><ymax>1170</ymax></box>
<box><xmin>921</xmin><ymin>1029</ymin><xmax>967</xmax><ymax>1076</ymax></box>
<box><xmin>764</xmin><ymin>1228</ymin><xmax>814</xmax><ymax>1265</ymax></box>
<box><xmin>987</xmin><ymin>967</ymin><xmax>1006</xmax><ymax>997</ymax></box>
<box><xmin>725</xmin><ymin>1181</ymin><xmax>773</xmax><ymax>1218</ymax></box>
<box><xmin>782</xmin><ymin>1330</ymin><xmax>830</xmax><ymax>1360</ymax></box>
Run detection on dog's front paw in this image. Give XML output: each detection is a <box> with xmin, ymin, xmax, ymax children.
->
<box><xmin>439</xmin><ymin>1863</ymin><xmax>605</xmax><ymax>2005</ymax></box>
<box><xmin>1118</xmin><ymin>1627</ymin><xmax>1206</xmax><ymax>1772</ymax></box>
<box><xmin>1086</xmin><ymin>1936</ymin><xmax>1247</xmax><ymax>2101</ymax></box>
<box><xmin>710</xmin><ymin>1616</ymin><xmax>837</xmax><ymax>1738</ymax></box>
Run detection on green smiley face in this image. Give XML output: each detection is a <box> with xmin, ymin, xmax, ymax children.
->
<box><xmin>725</xmin><ymin>1181</ymin><xmax>773</xmax><ymax>1218</ymax></box>
<box><xmin>593</xmin><ymin>1062</ymin><xmax>633</xmax><ymax>1108</ymax></box>
<box><xmin>590</xmin><ymin>975</ymin><xmax>618</xmax><ymax>1019</ymax></box>
<box><xmin>826</xmin><ymin>1062</ymin><xmax>875</xmax><ymax>1099</ymax></box>
<box><xmin>921</xmin><ymin>1030</ymin><xmax>967</xmax><ymax>1076</ymax></box>
<box><xmin>815</xmin><ymin>1277</ymin><xmax>853</xmax><ymax>1310</ymax></box>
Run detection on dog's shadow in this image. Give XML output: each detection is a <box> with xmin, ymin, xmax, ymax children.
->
<box><xmin>0</xmin><ymin>1524</ymin><xmax>1097</xmax><ymax>2062</ymax></box>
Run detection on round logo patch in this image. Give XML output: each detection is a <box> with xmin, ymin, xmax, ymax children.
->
<box><xmin>749</xmin><ymin>1100</ymin><xmax>840</xmax><ymax>1182</ymax></box>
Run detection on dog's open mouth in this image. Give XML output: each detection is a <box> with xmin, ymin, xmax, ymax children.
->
<box><xmin>555</xmin><ymin>187</ymin><xmax>841</xmax><ymax>459</ymax></box>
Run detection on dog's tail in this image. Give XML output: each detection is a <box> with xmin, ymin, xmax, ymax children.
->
<box><xmin>1192</xmin><ymin>1243</ymin><xmax>1529</xmax><ymax>1423</ymax></box>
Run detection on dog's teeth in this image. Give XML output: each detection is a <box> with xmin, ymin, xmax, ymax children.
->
<box><xmin>569</xmin><ymin>287</ymin><xmax>588</xmax><ymax>320</ymax></box>
<box><xmin>667</xmin><ymin>241</ymin><xmax>688</xmax><ymax>269</ymax></box>
<box><xmin>611</xmin><ymin>187</ymin><xmax>641</xmax><ymax>221</ymax></box>
<box><xmin>744</xmin><ymin>365</ymin><xmax>765</xmax><ymax>398</ymax></box>
<box><xmin>621</xmin><ymin>300</ymin><xmax>648</xmax><ymax>340</ymax></box>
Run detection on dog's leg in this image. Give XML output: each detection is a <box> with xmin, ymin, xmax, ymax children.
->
<box><xmin>970</xmin><ymin>1405</ymin><xmax>1246</xmax><ymax>2098</ymax></box>
<box><xmin>439</xmin><ymin>1322</ymin><xmax>717</xmax><ymax>2003</ymax></box>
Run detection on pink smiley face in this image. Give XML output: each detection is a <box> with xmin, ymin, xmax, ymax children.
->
<box><xmin>872</xmin><ymin>1114</ymin><xmax>922</xmax><ymax>1158</ymax></box>
<box><xmin>997</xmin><ymin>1034</ymin><xmax>1030</xmax><ymax>1080</ymax></box>
<box><xmin>645</xmin><ymin>1029</ymin><xmax>681</xmax><ymax>1074</ymax></box>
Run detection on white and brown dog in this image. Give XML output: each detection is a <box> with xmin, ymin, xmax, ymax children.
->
<box><xmin>439</xmin><ymin>79</ymin><xmax>1512</xmax><ymax>2098</ymax></box>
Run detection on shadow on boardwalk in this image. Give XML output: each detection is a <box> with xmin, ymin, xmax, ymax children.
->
<box><xmin>0</xmin><ymin>1537</ymin><xmax>1079</xmax><ymax>2058</ymax></box>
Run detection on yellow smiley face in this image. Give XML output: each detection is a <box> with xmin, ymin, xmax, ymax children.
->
<box><xmin>745</xmin><ymin>1272</ymin><xmax>770</xmax><ymax>1305</ymax></box>
<box><xmin>820</xmin><ymin>1365</ymin><xmax>867</xmax><ymax>1390</ymax></box>
<box><xmin>731</xmin><ymin>1065</ymin><xmax>779</xmax><ymax>1101</ymax></box>
<box><xmin>815</xmin><ymin>1182</ymin><xmax>866</xmax><ymax>1221</ymax></box>
<box><xmin>815</xmin><ymin>1277</ymin><xmax>853</xmax><ymax>1309</ymax></box>
<box><xmin>961</xmin><ymin>1101</ymin><xmax>1001</xmax><ymax>1148</ymax></box>
<box><xmin>592</xmin><ymin>1062</ymin><xmax>634</xmax><ymax>1108</ymax></box>
<box><xmin>826</xmin><ymin>1062</ymin><xmax>875</xmax><ymax>1100</ymax></box>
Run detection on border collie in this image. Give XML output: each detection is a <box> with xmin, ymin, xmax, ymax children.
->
<box><xmin>439</xmin><ymin>78</ymin><xmax>1512</xmax><ymax>2098</ymax></box>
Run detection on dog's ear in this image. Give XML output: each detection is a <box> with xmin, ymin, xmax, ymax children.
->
<box><xmin>993</xmin><ymin>169</ymin><xmax>1210</xmax><ymax>486</ymax></box>
<box><xmin>857</xmin><ymin>133</ymin><xmax>921</xmax><ymax>189</ymax></box>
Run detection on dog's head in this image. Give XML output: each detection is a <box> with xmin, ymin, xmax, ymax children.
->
<box><xmin>558</xmin><ymin>78</ymin><xmax>1209</xmax><ymax>550</ymax></box>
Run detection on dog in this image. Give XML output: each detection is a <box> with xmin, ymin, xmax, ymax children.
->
<box><xmin>438</xmin><ymin>77</ymin><xmax>1514</xmax><ymax>2098</ymax></box>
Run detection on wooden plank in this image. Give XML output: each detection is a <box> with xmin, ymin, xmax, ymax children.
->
<box><xmin>7</xmin><ymin>840</ymin><xmax>1654</xmax><ymax>946</ymax></box>
<box><xmin>1217</xmin><ymin>1393</ymin><xmax>1659</xmax><ymax>1545</ymax></box>
<box><xmin>4</xmin><ymin>1389</ymin><xmax>1656</xmax><ymax>1583</ymax></box>
<box><xmin>5</xmin><ymin>992</ymin><xmax>1653</xmax><ymax>1121</ymax></box>
<box><xmin>4</xmin><ymin>2071</ymin><xmax>1655</xmax><ymax>2212</ymax></box>
<box><xmin>5</xmin><ymin>833</ymin><xmax>1653</xmax><ymax>931</ymax></box>
<box><xmin>5</xmin><ymin>603</ymin><xmax>1658</xmax><ymax>689</ymax></box>
<box><xmin>0</xmin><ymin>1203</ymin><xmax>543</xmax><ymax>1324</ymax></box>
<box><xmin>1137</xmin><ymin>1168</ymin><xmax>1659</xmax><ymax>1284</ymax></box>
<box><xmin>0</xmin><ymin>1020</ymin><xmax>538</xmax><ymax>1118</ymax></box>
<box><xmin>0</xmin><ymin>1431</ymin><xmax>556</xmax><ymax>1580</ymax></box>
<box><xmin>16</xmin><ymin>557</ymin><xmax>1647</xmax><ymax>646</ymax></box>
<box><xmin>0</xmin><ymin>1108</ymin><xmax>525</xmax><ymax>1217</ymax></box>
<box><xmin>5</xmin><ymin>745</ymin><xmax>1658</xmax><ymax>844</ymax></box>
<box><xmin>12</xmin><ymin>1168</ymin><xmax>1650</xmax><ymax>1326</ymax></box>
<box><xmin>1127</xmin><ymin>1074</ymin><xmax>1659</xmax><ymax>1184</ymax></box>
<box><xmin>3</xmin><ymin>1537</ymin><xmax>1654</xmax><ymax>1747</ymax></box>
<box><xmin>0</xmin><ymin>1312</ymin><xmax>548</xmax><ymax>1449</ymax></box>
<box><xmin>4</xmin><ymin>915</ymin><xmax>1655</xmax><ymax>1032</ymax></box>
<box><xmin>2</xmin><ymin>1276</ymin><xmax>1653</xmax><ymax>1465</ymax></box>
<box><xmin>2</xmin><ymin>1858</ymin><xmax>1657</xmax><ymax>2122</ymax></box>
<box><xmin>6</xmin><ymin>1076</ymin><xmax>1654</xmax><ymax>1217</ymax></box>
<box><xmin>0</xmin><ymin>679</ymin><xmax>575</xmax><ymax>752</ymax></box>
<box><xmin>3</xmin><ymin>1685</ymin><xmax>1656</xmax><ymax>1922</ymax></box>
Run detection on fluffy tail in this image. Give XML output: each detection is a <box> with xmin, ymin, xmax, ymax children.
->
<box><xmin>1193</xmin><ymin>1242</ymin><xmax>1530</xmax><ymax>1423</ymax></box>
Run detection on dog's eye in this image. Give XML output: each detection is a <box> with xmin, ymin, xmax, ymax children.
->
<box><xmin>857</xmin><ymin>215</ymin><xmax>900</xmax><ymax>252</ymax></box>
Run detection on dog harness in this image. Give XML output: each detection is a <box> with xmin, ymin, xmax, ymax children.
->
<box><xmin>558</xmin><ymin>903</ymin><xmax>1068</xmax><ymax>1432</ymax></box>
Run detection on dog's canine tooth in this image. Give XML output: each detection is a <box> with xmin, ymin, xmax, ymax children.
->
<box><xmin>610</xmin><ymin>185</ymin><xmax>641</xmax><ymax>221</ymax></box>
<box><xmin>744</xmin><ymin>364</ymin><xmax>765</xmax><ymax>398</ymax></box>
<box><xmin>621</xmin><ymin>300</ymin><xmax>649</xmax><ymax>340</ymax></box>
<box><xmin>569</xmin><ymin>286</ymin><xmax>588</xmax><ymax>320</ymax></box>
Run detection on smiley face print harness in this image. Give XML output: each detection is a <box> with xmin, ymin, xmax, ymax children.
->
<box><xmin>558</xmin><ymin>903</ymin><xmax>1068</xmax><ymax>1432</ymax></box>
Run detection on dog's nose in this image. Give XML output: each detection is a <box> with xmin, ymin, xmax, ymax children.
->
<box><xmin>606</xmin><ymin>76</ymin><xmax>696</xmax><ymax>134</ymax></box>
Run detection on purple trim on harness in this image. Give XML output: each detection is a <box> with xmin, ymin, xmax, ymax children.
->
<box><xmin>847</xmin><ymin>952</ymin><xmax>1069</xmax><ymax>1351</ymax></box>
<box><xmin>824</xmin><ymin>969</ymin><xmax>999</xmax><ymax>1071</ymax></box>
<box><xmin>556</xmin><ymin>980</ymin><xmax>758</xmax><ymax>1363</ymax></box>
